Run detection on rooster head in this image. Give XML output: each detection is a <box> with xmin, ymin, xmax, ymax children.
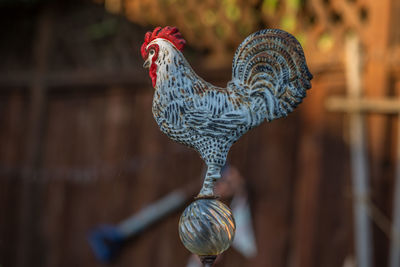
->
<box><xmin>141</xmin><ymin>26</ymin><xmax>186</xmax><ymax>87</ymax></box>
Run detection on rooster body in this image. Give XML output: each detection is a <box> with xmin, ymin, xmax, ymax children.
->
<box><xmin>141</xmin><ymin>27</ymin><xmax>312</xmax><ymax>197</ymax></box>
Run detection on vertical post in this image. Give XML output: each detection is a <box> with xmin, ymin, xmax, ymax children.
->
<box><xmin>345</xmin><ymin>35</ymin><xmax>373</xmax><ymax>267</ymax></box>
<box><xmin>16</xmin><ymin>6</ymin><xmax>53</xmax><ymax>267</ymax></box>
<box><xmin>389</xmin><ymin>84</ymin><xmax>400</xmax><ymax>267</ymax></box>
<box><xmin>363</xmin><ymin>0</ymin><xmax>392</xmax><ymax>163</ymax></box>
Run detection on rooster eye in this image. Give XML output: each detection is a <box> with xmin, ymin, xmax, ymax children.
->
<box><xmin>149</xmin><ymin>49</ymin><xmax>155</xmax><ymax>56</ymax></box>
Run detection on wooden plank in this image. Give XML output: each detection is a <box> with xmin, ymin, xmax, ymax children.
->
<box><xmin>389</xmin><ymin>81</ymin><xmax>400</xmax><ymax>267</ymax></box>
<box><xmin>326</xmin><ymin>97</ymin><xmax>400</xmax><ymax>114</ymax></box>
<box><xmin>0</xmin><ymin>70</ymin><xmax>148</xmax><ymax>88</ymax></box>
<box><xmin>0</xmin><ymin>68</ymin><xmax>229</xmax><ymax>89</ymax></box>
<box><xmin>363</xmin><ymin>0</ymin><xmax>393</xmax><ymax>177</ymax></box>
<box><xmin>16</xmin><ymin>6</ymin><xmax>53</xmax><ymax>267</ymax></box>
<box><xmin>289</xmin><ymin>67</ymin><xmax>327</xmax><ymax>267</ymax></box>
<box><xmin>364</xmin><ymin>2</ymin><xmax>395</xmax><ymax>265</ymax></box>
<box><xmin>290</xmin><ymin>131</ymin><xmax>322</xmax><ymax>267</ymax></box>
<box><xmin>0</xmin><ymin>64</ymin><xmax>343</xmax><ymax>90</ymax></box>
<box><xmin>0</xmin><ymin>91</ymin><xmax>25</xmax><ymax>267</ymax></box>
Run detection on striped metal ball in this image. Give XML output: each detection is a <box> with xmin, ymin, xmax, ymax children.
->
<box><xmin>178</xmin><ymin>198</ymin><xmax>236</xmax><ymax>256</ymax></box>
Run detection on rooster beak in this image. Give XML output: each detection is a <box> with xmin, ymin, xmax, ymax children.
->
<box><xmin>143</xmin><ymin>59</ymin><xmax>150</xmax><ymax>69</ymax></box>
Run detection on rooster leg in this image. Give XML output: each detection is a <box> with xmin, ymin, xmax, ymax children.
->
<box><xmin>198</xmin><ymin>164</ymin><xmax>221</xmax><ymax>197</ymax></box>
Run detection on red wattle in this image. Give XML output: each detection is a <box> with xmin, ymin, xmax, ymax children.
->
<box><xmin>148</xmin><ymin>44</ymin><xmax>159</xmax><ymax>87</ymax></box>
<box><xmin>150</xmin><ymin>63</ymin><xmax>157</xmax><ymax>87</ymax></box>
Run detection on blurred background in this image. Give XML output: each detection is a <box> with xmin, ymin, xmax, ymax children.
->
<box><xmin>1</xmin><ymin>0</ymin><xmax>400</xmax><ymax>266</ymax></box>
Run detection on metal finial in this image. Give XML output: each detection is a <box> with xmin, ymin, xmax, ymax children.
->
<box><xmin>178</xmin><ymin>199</ymin><xmax>235</xmax><ymax>261</ymax></box>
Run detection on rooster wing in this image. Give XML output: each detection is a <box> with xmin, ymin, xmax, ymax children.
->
<box><xmin>181</xmin><ymin>79</ymin><xmax>251</xmax><ymax>138</ymax></box>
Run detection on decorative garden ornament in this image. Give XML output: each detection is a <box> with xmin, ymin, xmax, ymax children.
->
<box><xmin>142</xmin><ymin>26</ymin><xmax>312</xmax><ymax>265</ymax></box>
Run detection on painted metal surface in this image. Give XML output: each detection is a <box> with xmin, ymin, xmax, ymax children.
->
<box><xmin>141</xmin><ymin>26</ymin><xmax>312</xmax><ymax>197</ymax></box>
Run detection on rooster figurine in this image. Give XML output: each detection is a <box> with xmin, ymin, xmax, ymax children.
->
<box><xmin>141</xmin><ymin>26</ymin><xmax>312</xmax><ymax>197</ymax></box>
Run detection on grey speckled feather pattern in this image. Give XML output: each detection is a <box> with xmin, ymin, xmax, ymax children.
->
<box><xmin>142</xmin><ymin>28</ymin><xmax>312</xmax><ymax>197</ymax></box>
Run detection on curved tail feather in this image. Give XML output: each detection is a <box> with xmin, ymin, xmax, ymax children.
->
<box><xmin>230</xmin><ymin>29</ymin><xmax>312</xmax><ymax>122</ymax></box>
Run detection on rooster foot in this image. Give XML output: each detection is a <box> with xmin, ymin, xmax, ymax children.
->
<box><xmin>197</xmin><ymin>165</ymin><xmax>221</xmax><ymax>198</ymax></box>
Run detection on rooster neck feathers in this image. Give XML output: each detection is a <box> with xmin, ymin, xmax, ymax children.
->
<box><xmin>152</xmin><ymin>40</ymin><xmax>190</xmax><ymax>92</ymax></box>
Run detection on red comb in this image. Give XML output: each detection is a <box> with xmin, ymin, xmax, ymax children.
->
<box><xmin>141</xmin><ymin>26</ymin><xmax>186</xmax><ymax>59</ymax></box>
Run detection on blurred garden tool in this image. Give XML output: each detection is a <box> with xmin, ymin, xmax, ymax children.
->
<box><xmin>216</xmin><ymin>165</ymin><xmax>257</xmax><ymax>258</ymax></box>
<box><xmin>88</xmin><ymin>182</ymin><xmax>198</xmax><ymax>263</ymax></box>
<box><xmin>88</xmin><ymin>165</ymin><xmax>256</xmax><ymax>263</ymax></box>
<box><xmin>231</xmin><ymin>191</ymin><xmax>257</xmax><ymax>258</ymax></box>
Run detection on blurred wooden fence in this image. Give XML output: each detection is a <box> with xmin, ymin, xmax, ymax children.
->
<box><xmin>0</xmin><ymin>1</ymin><xmax>400</xmax><ymax>267</ymax></box>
